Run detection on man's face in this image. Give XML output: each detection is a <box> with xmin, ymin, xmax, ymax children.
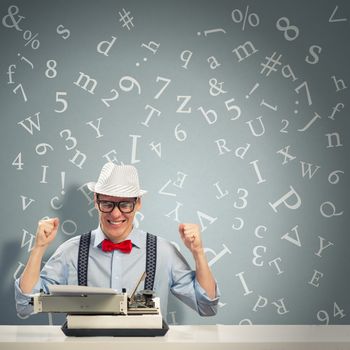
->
<box><xmin>95</xmin><ymin>194</ymin><xmax>141</xmax><ymax>242</ymax></box>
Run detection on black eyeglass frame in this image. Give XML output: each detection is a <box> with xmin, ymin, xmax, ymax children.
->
<box><xmin>96</xmin><ymin>194</ymin><xmax>138</xmax><ymax>214</ymax></box>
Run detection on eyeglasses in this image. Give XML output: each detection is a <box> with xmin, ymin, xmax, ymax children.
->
<box><xmin>96</xmin><ymin>197</ymin><xmax>137</xmax><ymax>214</ymax></box>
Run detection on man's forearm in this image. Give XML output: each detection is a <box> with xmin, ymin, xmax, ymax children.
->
<box><xmin>193</xmin><ymin>250</ymin><xmax>216</xmax><ymax>299</ymax></box>
<box><xmin>19</xmin><ymin>247</ymin><xmax>45</xmax><ymax>294</ymax></box>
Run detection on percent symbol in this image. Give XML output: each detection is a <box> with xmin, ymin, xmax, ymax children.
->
<box><xmin>23</xmin><ymin>30</ymin><xmax>40</xmax><ymax>49</ymax></box>
<box><xmin>232</xmin><ymin>6</ymin><xmax>260</xmax><ymax>30</ymax></box>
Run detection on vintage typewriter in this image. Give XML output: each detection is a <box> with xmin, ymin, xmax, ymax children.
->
<box><xmin>31</xmin><ymin>272</ymin><xmax>168</xmax><ymax>336</ymax></box>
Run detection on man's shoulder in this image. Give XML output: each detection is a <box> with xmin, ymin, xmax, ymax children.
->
<box><xmin>151</xmin><ymin>234</ymin><xmax>182</xmax><ymax>254</ymax></box>
<box><xmin>133</xmin><ymin>229</ymin><xmax>182</xmax><ymax>255</ymax></box>
<box><xmin>55</xmin><ymin>232</ymin><xmax>90</xmax><ymax>252</ymax></box>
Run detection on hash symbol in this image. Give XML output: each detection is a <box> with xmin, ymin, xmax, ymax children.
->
<box><xmin>118</xmin><ymin>8</ymin><xmax>134</xmax><ymax>30</ymax></box>
<box><xmin>260</xmin><ymin>52</ymin><xmax>282</xmax><ymax>77</ymax></box>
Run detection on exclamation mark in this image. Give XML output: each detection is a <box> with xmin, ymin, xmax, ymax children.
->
<box><xmin>61</xmin><ymin>171</ymin><xmax>66</xmax><ymax>195</ymax></box>
<box><xmin>245</xmin><ymin>83</ymin><xmax>260</xmax><ymax>99</ymax></box>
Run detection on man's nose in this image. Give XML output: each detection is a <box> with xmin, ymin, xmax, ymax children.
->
<box><xmin>110</xmin><ymin>205</ymin><xmax>122</xmax><ymax>215</ymax></box>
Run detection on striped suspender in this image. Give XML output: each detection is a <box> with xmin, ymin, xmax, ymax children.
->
<box><xmin>77</xmin><ymin>232</ymin><xmax>157</xmax><ymax>290</ymax></box>
<box><xmin>77</xmin><ymin>232</ymin><xmax>91</xmax><ymax>286</ymax></box>
<box><xmin>144</xmin><ymin>232</ymin><xmax>157</xmax><ymax>291</ymax></box>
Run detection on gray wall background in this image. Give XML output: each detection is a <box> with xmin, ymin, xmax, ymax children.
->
<box><xmin>0</xmin><ymin>0</ymin><xmax>349</xmax><ymax>325</ymax></box>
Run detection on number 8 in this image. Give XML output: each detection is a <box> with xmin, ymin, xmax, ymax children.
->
<box><xmin>276</xmin><ymin>17</ymin><xmax>299</xmax><ymax>41</ymax></box>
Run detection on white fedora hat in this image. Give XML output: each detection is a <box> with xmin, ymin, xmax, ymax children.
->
<box><xmin>87</xmin><ymin>163</ymin><xmax>147</xmax><ymax>197</ymax></box>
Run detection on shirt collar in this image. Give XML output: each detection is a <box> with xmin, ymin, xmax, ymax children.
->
<box><xmin>92</xmin><ymin>225</ymin><xmax>143</xmax><ymax>249</ymax></box>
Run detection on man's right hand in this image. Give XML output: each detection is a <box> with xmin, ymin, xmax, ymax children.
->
<box><xmin>19</xmin><ymin>217</ymin><xmax>60</xmax><ymax>294</ymax></box>
<box><xmin>35</xmin><ymin>218</ymin><xmax>59</xmax><ymax>249</ymax></box>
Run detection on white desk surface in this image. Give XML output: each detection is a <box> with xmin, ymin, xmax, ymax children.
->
<box><xmin>1</xmin><ymin>325</ymin><xmax>350</xmax><ymax>350</ymax></box>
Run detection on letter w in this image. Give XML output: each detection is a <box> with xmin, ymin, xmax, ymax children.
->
<box><xmin>21</xmin><ymin>229</ymin><xmax>35</xmax><ymax>252</ymax></box>
<box><xmin>17</xmin><ymin>112</ymin><xmax>41</xmax><ymax>135</ymax></box>
<box><xmin>300</xmin><ymin>161</ymin><xmax>320</xmax><ymax>179</ymax></box>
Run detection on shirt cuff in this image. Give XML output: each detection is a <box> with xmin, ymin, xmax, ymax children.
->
<box><xmin>194</xmin><ymin>278</ymin><xmax>220</xmax><ymax>316</ymax></box>
<box><xmin>194</xmin><ymin>278</ymin><xmax>220</xmax><ymax>301</ymax></box>
<box><xmin>14</xmin><ymin>278</ymin><xmax>42</xmax><ymax>317</ymax></box>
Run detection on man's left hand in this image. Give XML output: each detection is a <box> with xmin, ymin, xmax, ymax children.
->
<box><xmin>179</xmin><ymin>223</ymin><xmax>203</xmax><ymax>255</ymax></box>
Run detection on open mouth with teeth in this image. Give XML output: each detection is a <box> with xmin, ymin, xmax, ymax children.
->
<box><xmin>107</xmin><ymin>219</ymin><xmax>126</xmax><ymax>226</ymax></box>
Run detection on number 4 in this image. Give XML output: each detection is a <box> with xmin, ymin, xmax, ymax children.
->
<box><xmin>12</xmin><ymin>152</ymin><xmax>24</xmax><ymax>170</ymax></box>
<box><xmin>149</xmin><ymin>141</ymin><xmax>162</xmax><ymax>158</ymax></box>
<box><xmin>334</xmin><ymin>302</ymin><xmax>346</xmax><ymax>319</ymax></box>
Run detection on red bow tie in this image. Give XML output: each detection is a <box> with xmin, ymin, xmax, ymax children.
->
<box><xmin>101</xmin><ymin>239</ymin><xmax>132</xmax><ymax>253</ymax></box>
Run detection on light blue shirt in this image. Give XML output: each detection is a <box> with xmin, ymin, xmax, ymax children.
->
<box><xmin>15</xmin><ymin>226</ymin><xmax>219</xmax><ymax>318</ymax></box>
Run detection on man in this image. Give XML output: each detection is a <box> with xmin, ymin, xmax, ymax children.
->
<box><xmin>15</xmin><ymin>163</ymin><xmax>219</xmax><ymax>318</ymax></box>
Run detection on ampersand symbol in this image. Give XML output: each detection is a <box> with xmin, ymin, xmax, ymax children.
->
<box><xmin>2</xmin><ymin>5</ymin><xmax>25</xmax><ymax>31</ymax></box>
<box><xmin>209</xmin><ymin>78</ymin><xmax>227</xmax><ymax>96</ymax></box>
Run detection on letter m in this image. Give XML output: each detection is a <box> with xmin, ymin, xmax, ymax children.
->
<box><xmin>74</xmin><ymin>72</ymin><xmax>98</xmax><ymax>94</ymax></box>
<box><xmin>232</xmin><ymin>41</ymin><xmax>258</xmax><ymax>62</ymax></box>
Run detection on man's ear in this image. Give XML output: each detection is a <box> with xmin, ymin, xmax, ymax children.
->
<box><xmin>136</xmin><ymin>197</ymin><xmax>142</xmax><ymax>210</ymax></box>
<box><xmin>94</xmin><ymin>193</ymin><xmax>98</xmax><ymax>208</ymax></box>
